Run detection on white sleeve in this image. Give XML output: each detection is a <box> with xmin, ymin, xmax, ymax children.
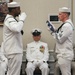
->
<box><xmin>52</xmin><ymin>24</ymin><xmax>73</xmax><ymax>44</ymax></box>
<box><xmin>5</xmin><ymin>17</ymin><xmax>24</xmax><ymax>32</ymax></box>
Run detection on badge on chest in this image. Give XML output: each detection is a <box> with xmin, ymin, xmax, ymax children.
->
<box><xmin>40</xmin><ymin>45</ymin><xmax>45</xmax><ymax>53</ymax></box>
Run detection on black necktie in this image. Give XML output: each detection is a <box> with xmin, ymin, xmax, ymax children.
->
<box><xmin>56</xmin><ymin>23</ymin><xmax>65</xmax><ymax>33</ymax></box>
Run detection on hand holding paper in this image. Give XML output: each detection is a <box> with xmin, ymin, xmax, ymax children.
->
<box><xmin>46</xmin><ymin>20</ymin><xmax>55</xmax><ymax>32</ymax></box>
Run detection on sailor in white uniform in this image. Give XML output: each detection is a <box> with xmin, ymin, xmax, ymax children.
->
<box><xmin>47</xmin><ymin>7</ymin><xmax>74</xmax><ymax>75</ymax></box>
<box><xmin>26</xmin><ymin>28</ymin><xmax>49</xmax><ymax>75</ymax></box>
<box><xmin>3</xmin><ymin>1</ymin><xmax>27</xmax><ymax>75</ymax></box>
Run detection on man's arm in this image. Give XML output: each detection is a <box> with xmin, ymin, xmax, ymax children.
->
<box><xmin>51</xmin><ymin>23</ymin><xmax>73</xmax><ymax>44</ymax></box>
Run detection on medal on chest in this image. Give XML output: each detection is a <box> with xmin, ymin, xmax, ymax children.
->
<box><xmin>39</xmin><ymin>45</ymin><xmax>45</xmax><ymax>53</ymax></box>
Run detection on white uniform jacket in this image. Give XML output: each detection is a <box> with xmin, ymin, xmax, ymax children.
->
<box><xmin>26</xmin><ymin>41</ymin><xmax>49</xmax><ymax>62</ymax></box>
<box><xmin>3</xmin><ymin>14</ymin><xmax>23</xmax><ymax>54</ymax></box>
<box><xmin>52</xmin><ymin>19</ymin><xmax>74</xmax><ymax>60</ymax></box>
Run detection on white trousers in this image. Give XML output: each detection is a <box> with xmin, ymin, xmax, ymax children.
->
<box><xmin>58</xmin><ymin>57</ymin><xmax>71</xmax><ymax>75</ymax></box>
<box><xmin>7</xmin><ymin>54</ymin><xmax>23</xmax><ymax>75</ymax></box>
<box><xmin>26</xmin><ymin>61</ymin><xmax>49</xmax><ymax>75</ymax></box>
<box><xmin>54</xmin><ymin>61</ymin><xmax>60</xmax><ymax>75</ymax></box>
<box><xmin>0</xmin><ymin>63</ymin><xmax>5</xmax><ymax>75</ymax></box>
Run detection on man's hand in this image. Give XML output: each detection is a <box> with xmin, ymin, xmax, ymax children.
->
<box><xmin>31</xmin><ymin>61</ymin><xmax>34</xmax><ymax>63</ymax></box>
<box><xmin>46</xmin><ymin>20</ymin><xmax>55</xmax><ymax>32</ymax></box>
<box><xmin>19</xmin><ymin>12</ymin><xmax>27</xmax><ymax>22</ymax></box>
<box><xmin>38</xmin><ymin>60</ymin><xmax>43</xmax><ymax>64</ymax></box>
<box><xmin>1</xmin><ymin>57</ymin><xmax>8</xmax><ymax>71</ymax></box>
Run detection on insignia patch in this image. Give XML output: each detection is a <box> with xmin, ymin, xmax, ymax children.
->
<box><xmin>40</xmin><ymin>45</ymin><xmax>45</xmax><ymax>53</ymax></box>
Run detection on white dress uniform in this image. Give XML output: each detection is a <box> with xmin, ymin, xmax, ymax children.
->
<box><xmin>0</xmin><ymin>45</ymin><xmax>8</xmax><ymax>75</ymax></box>
<box><xmin>26</xmin><ymin>41</ymin><xmax>49</xmax><ymax>75</ymax></box>
<box><xmin>3</xmin><ymin>14</ymin><xmax>23</xmax><ymax>54</ymax></box>
<box><xmin>2</xmin><ymin>2</ymin><xmax>27</xmax><ymax>75</ymax></box>
<box><xmin>52</xmin><ymin>19</ymin><xmax>74</xmax><ymax>75</ymax></box>
<box><xmin>3</xmin><ymin>14</ymin><xmax>24</xmax><ymax>75</ymax></box>
<box><xmin>3</xmin><ymin>14</ymin><xmax>23</xmax><ymax>75</ymax></box>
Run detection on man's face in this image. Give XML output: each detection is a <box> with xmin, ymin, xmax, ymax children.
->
<box><xmin>58</xmin><ymin>12</ymin><xmax>66</xmax><ymax>22</ymax></box>
<box><xmin>14</xmin><ymin>7</ymin><xmax>21</xmax><ymax>17</ymax></box>
<box><xmin>33</xmin><ymin>35</ymin><xmax>41</xmax><ymax>42</ymax></box>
